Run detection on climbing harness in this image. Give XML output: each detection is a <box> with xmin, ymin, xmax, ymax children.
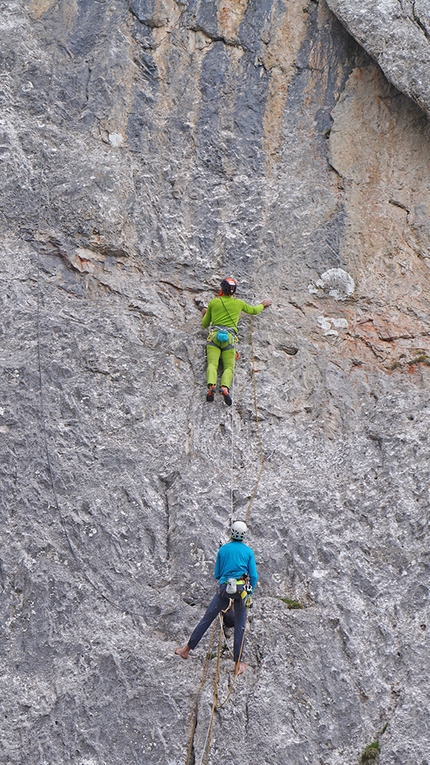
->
<box><xmin>205</xmin><ymin>295</ymin><xmax>240</xmax><ymax>349</ymax></box>
<box><xmin>206</xmin><ymin>325</ymin><xmax>237</xmax><ymax>351</ymax></box>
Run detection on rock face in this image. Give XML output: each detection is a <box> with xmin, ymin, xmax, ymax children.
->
<box><xmin>1</xmin><ymin>2</ymin><xmax>429</xmax><ymax>764</ymax></box>
<box><xmin>326</xmin><ymin>0</ymin><xmax>430</xmax><ymax>115</ymax></box>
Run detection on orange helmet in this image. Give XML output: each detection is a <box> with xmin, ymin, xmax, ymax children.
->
<box><xmin>219</xmin><ymin>278</ymin><xmax>237</xmax><ymax>296</ymax></box>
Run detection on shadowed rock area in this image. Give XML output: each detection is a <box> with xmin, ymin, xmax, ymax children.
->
<box><xmin>1</xmin><ymin>1</ymin><xmax>429</xmax><ymax>764</ymax></box>
<box><xmin>326</xmin><ymin>0</ymin><xmax>430</xmax><ymax>116</ymax></box>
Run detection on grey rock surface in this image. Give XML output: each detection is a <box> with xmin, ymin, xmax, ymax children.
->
<box><xmin>326</xmin><ymin>0</ymin><xmax>430</xmax><ymax>115</ymax></box>
<box><xmin>1</xmin><ymin>1</ymin><xmax>429</xmax><ymax>764</ymax></box>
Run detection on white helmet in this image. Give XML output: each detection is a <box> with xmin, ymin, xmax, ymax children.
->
<box><xmin>231</xmin><ymin>520</ymin><xmax>247</xmax><ymax>541</ymax></box>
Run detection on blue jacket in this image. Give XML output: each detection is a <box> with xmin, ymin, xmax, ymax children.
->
<box><xmin>214</xmin><ymin>540</ymin><xmax>258</xmax><ymax>591</ymax></box>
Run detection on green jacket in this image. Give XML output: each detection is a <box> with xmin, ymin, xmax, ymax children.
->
<box><xmin>202</xmin><ymin>296</ymin><xmax>264</xmax><ymax>333</ymax></box>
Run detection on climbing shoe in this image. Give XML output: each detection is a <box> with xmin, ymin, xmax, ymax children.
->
<box><xmin>221</xmin><ymin>386</ymin><xmax>232</xmax><ymax>406</ymax></box>
<box><xmin>206</xmin><ymin>385</ymin><xmax>216</xmax><ymax>402</ymax></box>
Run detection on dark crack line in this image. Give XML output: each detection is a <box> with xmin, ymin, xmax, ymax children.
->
<box><xmin>411</xmin><ymin>0</ymin><xmax>430</xmax><ymax>40</ymax></box>
<box><xmin>191</xmin><ymin>24</ymin><xmax>250</xmax><ymax>53</ymax></box>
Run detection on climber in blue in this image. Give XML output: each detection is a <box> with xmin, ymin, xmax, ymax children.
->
<box><xmin>175</xmin><ymin>521</ymin><xmax>258</xmax><ymax>675</ymax></box>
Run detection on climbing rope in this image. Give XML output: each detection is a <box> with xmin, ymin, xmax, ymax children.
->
<box><xmin>197</xmin><ymin>607</ymin><xmax>248</xmax><ymax>765</ymax></box>
<box><xmin>216</xmin><ymin>610</ymin><xmax>247</xmax><ymax>709</ymax></box>
<box><xmin>229</xmin><ymin>407</ymin><xmax>234</xmax><ymax>524</ymax></box>
<box><xmin>193</xmin><ymin>602</ymin><xmax>249</xmax><ymax>765</ymax></box>
<box><xmin>198</xmin><ymin>620</ymin><xmax>222</xmax><ymax>765</ymax></box>
<box><xmin>245</xmin><ymin>315</ymin><xmax>265</xmax><ymax>524</ymax></box>
<box><xmin>184</xmin><ymin>621</ymin><xmax>218</xmax><ymax>765</ymax></box>
<box><xmin>190</xmin><ymin>313</ymin><xmax>265</xmax><ymax>764</ymax></box>
<box><xmin>228</xmin><ymin>315</ymin><xmax>265</xmax><ymax>527</ymax></box>
<box><xmin>34</xmin><ymin>48</ymin><xmax>261</xmax><ymax>765</ymax></box>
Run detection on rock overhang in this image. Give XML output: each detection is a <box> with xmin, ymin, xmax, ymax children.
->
<box><xmin>326</xmin><ymin>0</ymin><xmax>430</xmax><ymax>116</ymax></box>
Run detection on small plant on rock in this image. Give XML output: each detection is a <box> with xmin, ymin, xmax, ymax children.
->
<box><xmin>360</xmin><ymin>741</ymin><xmax>380</xmax><ymax>763</ymax></box>
<box><xmin>408</xmin><ymin>351</ymin><xmax>430</xmax><ymax>366</ymax></box>
<box><xmin>280</xmin><ymin>597</ymin><xmax>304</xmax><ymax>609</ymax></box>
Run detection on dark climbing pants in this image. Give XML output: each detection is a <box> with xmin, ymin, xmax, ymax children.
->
<box><xmin>206</xmin><ymin>343</ymin><xmax>236</xmax><ymax>390</ymax></box>
<box><xmin>188</xmin><ymin>584</ymin><xmax>246</xmax><ymax>662</ymax></box>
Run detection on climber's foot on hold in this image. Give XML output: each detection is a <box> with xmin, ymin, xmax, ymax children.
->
<box><xmin>235</xmin><ymin>661</ymin><xmax>247</xmax><ymax>676</ymax></box>
<box><xmin>206</xmin><ymin>385</ymin><xmax>216</xmax><ymax>402</ymax></box>
<box><xmin>175</xmin><ymin>645</ymin><xmax>190</xmax><ymax>660</ymax></box>
<box><xmin>221</xmin><ymin>386</ymin><xmax>232</xmax><ymax>406</ymax></box>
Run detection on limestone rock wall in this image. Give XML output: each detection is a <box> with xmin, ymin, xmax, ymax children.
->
<box><xmin>1</xmin><ymin>2</ymin><xmax>429</xmax><ymax>764</ymax></box>
<box><xmin>326</xmin><ymin>0</ymin><xmax>430</xmax><ymax>116</ymax></box>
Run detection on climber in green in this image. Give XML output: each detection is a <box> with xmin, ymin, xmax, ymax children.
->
<box><xmin>202</xmin><ymin>277</ymin><xmax>271</xmax><ymax>405</ymax></box>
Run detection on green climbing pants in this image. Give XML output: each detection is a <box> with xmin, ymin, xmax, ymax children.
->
<box><xmin>206</xmin><ymin>342</ymin><xmax>236</xmax><ymax>390</ymax></box>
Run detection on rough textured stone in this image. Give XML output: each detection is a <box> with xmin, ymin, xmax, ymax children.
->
<box><xmin>326</xmin><ymin>0</ymin><xmax>430</xmax><ymax>115</ymax></box>
<box><xmin>1</xmin><ymin>1</ymin><xmax>429</xmax><ymax>764</ymax></box>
